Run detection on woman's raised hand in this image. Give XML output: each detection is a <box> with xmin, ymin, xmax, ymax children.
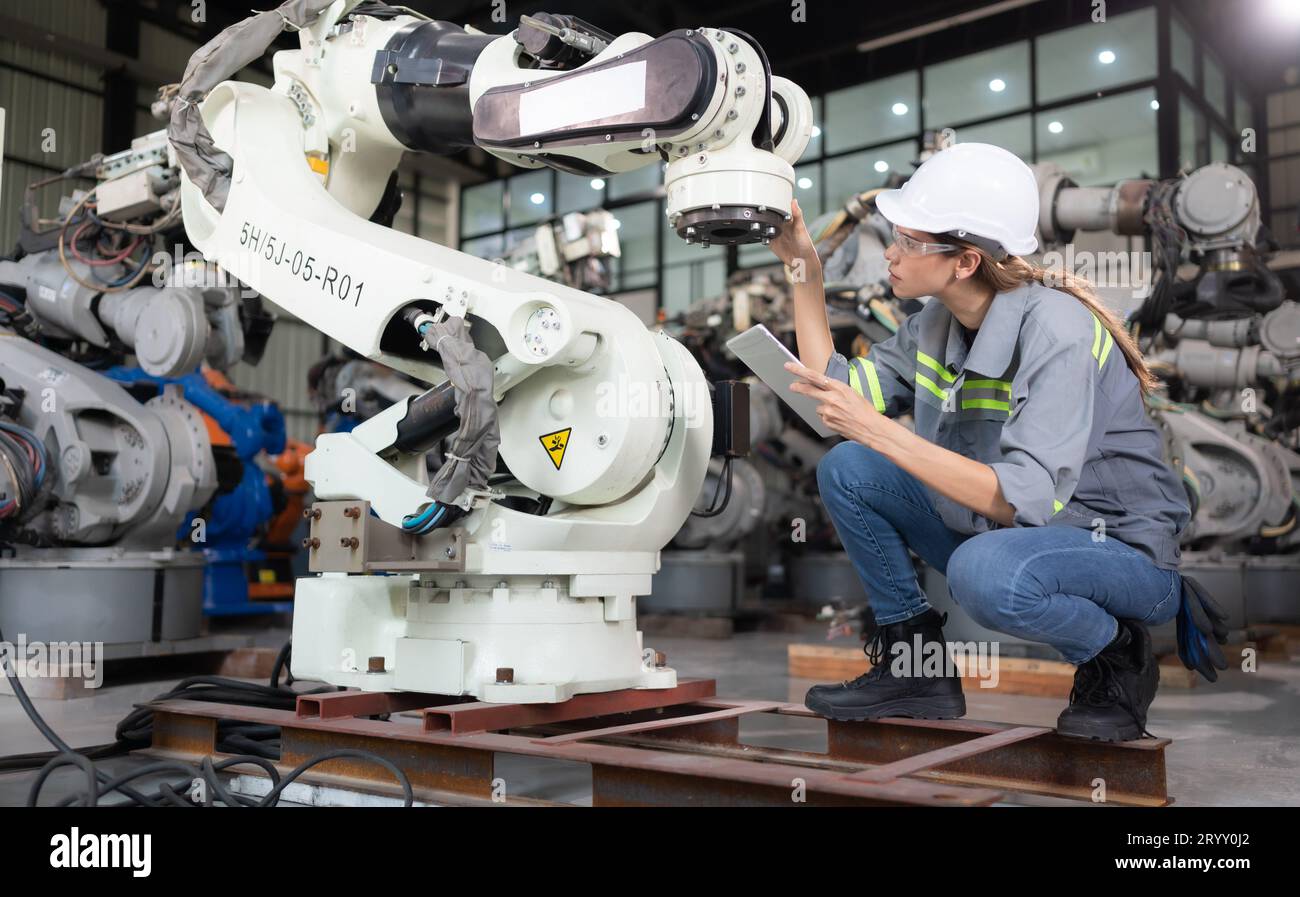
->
<box><xmin>768</xmin><ymin>198</ymin><xmax>818</xmax><ymax>271</ymax></box>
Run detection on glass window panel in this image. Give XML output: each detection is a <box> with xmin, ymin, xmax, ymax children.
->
<box><xmin>1171</xmin><ymin>11</ymin><xmax>1196</xmax><ymax>86</ymax></box>
<box><xmin>824</xmin><ymin>71</ymin><xmax>918</xmax><ymax>153</ymax></box>
<box><xmin>1036</xmin><ymin>8</ymin><xmax>1157</xmax><ymax>104</ymax></box>
<box><xmin>923</xmin><ymin>42</ymin><xmax>1030</xmax><ymax>129</ymax></box>
<box><xmin>661</xmin><ymin>254</ymin><xmax>725</xmax><ymax>318</ymax></box>
<box><xmin>1036</xmin><ymin>89</ymin><xmax>1159</xmax><ymax>187</ymax></box>
<box><xmin>824</xmin><ymin>141</ymin><xmax>916</xmax><ymax>210</ymax></box>
<box><xmin>503</xmin><ymin>226</ymin><xmax>536</xmax><ymax>256</ymax></box>
<box><xmin>460</xmin><ymin>181</ymin><xmax>503</xmax><ymax>237</ymax></box>
<box><xmin>460</xmin><ymin>233</ymin><xmax>505</xmax><ymax>260</ymax></box>
<box><xmin>1210</xmin><ymin>128</ymin><xmax>1229</xmax><ymax>163</ymax></box>
<box><xmin>607</xmin><ymin>163</ymin><xmax>663</xmax><ymax>200</ymax></box>
<box><xmin>618</xmin><ymin>263</ymin><xmax>657</xmax><ymax>291</ymax></box>
<box><xmin>1204</xmin><ymin>51</ymin><xmax>1227</xmax><ymax>120</ymax></box>
<box><xmin>557</xmin><ymin>172</ymin><xmax>605</xmax><ymax>214</ymax></box>
<box><xmin>611</xmin><ymin>201</ymin><xmax>657</xmax><ymax>275</ymax></box>
<box><xmin>949</xmin><ymin>114</ymin><xmax>1032</xmax><ymax>160</ymax></box>
<box><xmin>1235</xmin><ymin>87</ymin><xmax>1253</xmax><ymax>135</ymax></box>
<box><xmin>506</xmin><ymin>170</ymin><xmax>552</xmax><ymax>227</ymax></box>
<box><xmin>1179</xmin><ymin>96</ymin><xmax>1208</xmax><ymax>171</ymax></box>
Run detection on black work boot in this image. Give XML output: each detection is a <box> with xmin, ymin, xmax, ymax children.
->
<box><xmin>1056</xmin><ymin>618</ymin><xmax>1159</xmax><ymax>742</ymax></box>
<box><xmin>804</xmin><ymin>608</ymin><xmax>966</xmax><ymax>721</ymax></box>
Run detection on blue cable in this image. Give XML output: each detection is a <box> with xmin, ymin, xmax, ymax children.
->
<box><xmin>403</xmin><ymin>505</ymin><xmax>447</xmax><ymax>535</ymax></box>
<box><xmin>402</xmin><ymin>503</ymin><xmax>438</xmax><ymax>529</ymax></box>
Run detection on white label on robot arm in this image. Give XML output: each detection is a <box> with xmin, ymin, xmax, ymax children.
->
<box><xmin>518</xmin><ymin>61</ymin><xmax>647</xmax><ymax>136</ymax></box>
<box><xmin>726</xmin><ymin>325</ymin><xmax>835</xmax><ymax>438</ymax></box>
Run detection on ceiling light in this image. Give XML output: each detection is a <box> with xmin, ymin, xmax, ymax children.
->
<box><xmin>590</xmin><ymin>178</ymin><xmax>606</xmax><ymax>190</ymax></box>
<box><xmin>529</xmin><ymin>192</ymin><xmax>545</xmax><ymax>205</ymax></box>
<box><xmin>874</xmin><ymin>160</ymin><xmax>889</xmax><ymax>173</ymax></box>
<box><xmin>988</xmin><ymin>78</ymin><xmax>1006</xmax><ymax>92</ymax></box>
<box><xmin>1098</xmin><ymin>49</ymin><xmax>1116</xmax><ymax>64</ymax></box>
<box><xmin>797</xmin><ymin>177</ymin><xmax>814</xmax><ymax>189</ymax></box>
<box><xmin>1047</xmin><ymin>120</ymin><xmax>1064</xmax><ymax>134</ymax></box>
<box><xmin>891</xmin><ymin>102</ymin><xmax>908</xmax><ymax>116</ymax></box>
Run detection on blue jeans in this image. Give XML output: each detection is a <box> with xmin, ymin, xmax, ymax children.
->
<box><xmin>816</xmin><ymin>442</ymin><xmax>1182</xmax><ymax>664</ymax></box>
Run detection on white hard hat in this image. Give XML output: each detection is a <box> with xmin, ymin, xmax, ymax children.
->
<box><xmin>875</xmin><ymin>142</ymin><xmax>1040</xmax><ymax>257</ymax></box>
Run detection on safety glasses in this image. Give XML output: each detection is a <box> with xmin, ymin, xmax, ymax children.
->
<box><xmin>890</xmin><ymin>226</ymin><xmax>960</xmax><ymax>257</ymax></box>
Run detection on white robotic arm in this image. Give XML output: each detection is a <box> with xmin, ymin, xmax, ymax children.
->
<box><xmin>170</xmin><ymin>2</ymin><xmax>809</xmax><ymax>700</ymax></box>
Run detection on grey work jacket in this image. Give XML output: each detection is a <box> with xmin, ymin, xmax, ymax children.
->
<box><xmin>826</xmin><ymin>281</ymin><xmax>1190</xmax><ymax>570</ymax></box>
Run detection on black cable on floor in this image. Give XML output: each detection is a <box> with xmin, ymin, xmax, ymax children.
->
<box><xmin>2</xmin><ymin>631</ymin><xmax>414</xmax><ymax>807</ymax></box>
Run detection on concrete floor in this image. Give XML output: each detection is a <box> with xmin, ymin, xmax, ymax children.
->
<box><xmin>2</xmin><ymin>620</ymin><xmax>1297</xmax><ymax>806</ymax></box>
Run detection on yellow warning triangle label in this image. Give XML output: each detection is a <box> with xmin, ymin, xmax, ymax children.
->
<box><xmin>539</xmin><ymin>427</ymin><xmax>571</xmax><ymax>470</ymax></box>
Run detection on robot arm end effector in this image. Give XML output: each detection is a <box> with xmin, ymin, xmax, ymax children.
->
<box><xmin>475</xmin><ymin>23</ymin><xmax>813</xmax><ymax>248</ymax></box>
<box><xmin>377</xmin><ymin>15</ymin><xmax>812</xmax><ymax>248</ymax></box>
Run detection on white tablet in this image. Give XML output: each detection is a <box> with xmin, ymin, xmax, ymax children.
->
<box><xmin>726</xmin><ymin>325</ymin><xmax>835</xmax><ymax>438</ymax></box>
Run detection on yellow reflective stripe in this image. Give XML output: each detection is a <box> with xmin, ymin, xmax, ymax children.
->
<box><xmin>915</xmin><ymin>372</ymin><xmax>949</xmax><ymax>401</ymax></box>
<box><xmin>1098</xmin><ymin>329</ymin><xmax>1115</xmax><ymax>369</ymax></box>
<box><xmin>860</xmin><ymin>359</ymin><xmax>886</xmax><ymax>413</ymax></box>
<box><xmin>963</xmin><ymin>378</ymin><xmax>1012</xmax><ymax>393</ymax></box>
<box><xmin>847</xmin><ymin>362</ymin><xmax>863</xmax><ymax>397</ymax></box>
<box><xmin>1053</xmin><ymin>499</ymin><xmax>1064</xmax><ymax>515</ymax></box>
<box><xmin>915</xmin><ymin>350</ymin><xmax>956</xmax><ymax>383</ymax></box>
<box><xmin>961</xmin><ymin>398</ymin><xmax>1010</xmax><ymax>411</ymax></box>
<box><xmin>1091</xmin><ymin>315</ymin><xmax>1103</xmax><ymax>361</ymax></box>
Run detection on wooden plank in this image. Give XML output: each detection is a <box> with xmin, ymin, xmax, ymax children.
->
<box><xmin>217</xmin><ymin>646</ymin><xmax>280</xmax><ymax>680</ymax></box>
<box><xmin>788</xmin><ymin>644</ymin><xmax>1076</xmax><ymax>699</ymax></box>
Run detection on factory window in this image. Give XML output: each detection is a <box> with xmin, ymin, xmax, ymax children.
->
<box><xmin>556</xmin><ymin>171</ymin><xmax>606</xmax><ymax>215</ymax></box>
<box><xmin>611</xmin><ymin>201</ymin><xmax>658</xmax><ymax>291</ymax></box>
<box><xmin>460</xmin><ymin>180</ymin><xmax>504</xmax><ymax>238</ymax></box>
<box><xmin>1235</xmin><ymin>88</ymin><xmax>1253</xmax><ymax>136</ymax></box>
<box><xmin>1179</xmin><ymin>96</ymin><xmax>1208</xmax><ymax>172</ymax></box>
<box><xmin>460</xmin><ymin>233</ymin><xmax>506</xmax><ymax>261</ymax></box>
<box><xmin>1210</xmin><ymin>128</ymin><xmax>1230</xmax><ymax>165</ymax></box>
<box><xmin>607</xmin><ymin>163</ymin><xmax>663</xmax><ymax>201</ymax></box>
<box><xmin>949</xmin><ymin>114</ymin><xmax>1033</xmax><ymax>161</ymax></box>
<box><xmin>824</xmin><ymin>71</ymin><xmax>918</xmax><ymax>153</ymax></box>
<box><xmin>923</xmin><ymin>41</ymin><xmax>1030</xmax><ymax>130</ymax></box>
<box><xmin>506</xmin><ymin>169</ymin><xmax>553</xmax><ymax>227</ymax></box>
<box><xmin>1035</xmin><ymin>89</ymin><xmax>1160</xmax><ymax>187</ymax></box>
<box><xmin>503</xmin><ymin>225</ymin><xmax>536</xmax><ymax>253</ymax></box>
<box><xmin>1204</xmin><ymin>51</ymin><xmax>1228</xmax><ymax>121</ymax></box>
<box><xmin>662</xmin><ymin>250</ymin><xmax>726</xmax><ymax>319</ymax></box>
<box><xmin>824</xmin><ymin>141</ymin><xmax>916</xmax><ymax>210</ymax></box>
<box><xmin>1171</xmin><ymin>10</ymin><xmax>1196</xmax><ymax>88</ymax></box>
<box><xmin>1036</xmin><ymin>8</ymin><xmax>1156</xmax><ymax>104</ymax></box>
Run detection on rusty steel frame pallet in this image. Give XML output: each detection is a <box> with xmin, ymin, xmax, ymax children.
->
<box><xmin>140</xmin><ymin>679</ymin><xmax>1171</xmax><ymax>807</ymax></box>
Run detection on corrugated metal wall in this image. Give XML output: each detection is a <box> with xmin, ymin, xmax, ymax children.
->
<box><xmin>0</xmin><ymin>3</ymin><xmax>456</xmax><ymax>444</ymax></box>
<box><xmin>1268</xmin><ymin>86</ymin><xmax>1300</xmax><ymax>248</ymax></box>
<box><xmin>0</xmin><ymin>1</ymin><xmax>107</xmax><ymax>254</ymax></box>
